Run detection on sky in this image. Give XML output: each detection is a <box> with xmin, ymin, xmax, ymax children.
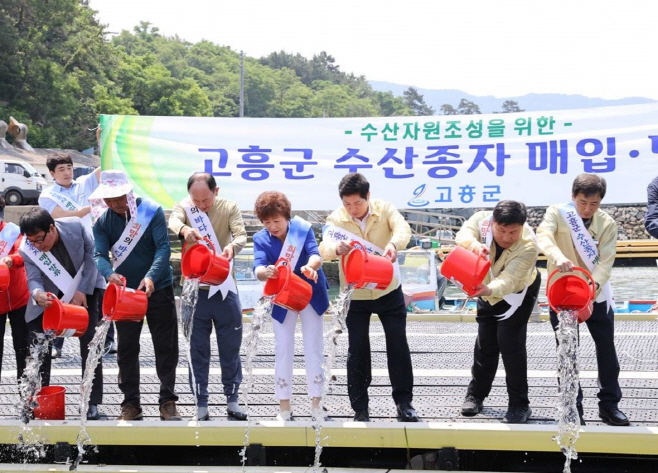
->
<box><xmin>88</xmin><ymin>0</ymin><xmax>658</xmax><ymax>100</ymax></box>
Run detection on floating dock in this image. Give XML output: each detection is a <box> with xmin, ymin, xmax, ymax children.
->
<box><xmin>0</xmin><ymin>319</ymin><xmax>657</xmax><ymax>471</ymax></box>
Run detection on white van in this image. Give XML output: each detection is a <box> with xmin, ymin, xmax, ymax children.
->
<box><xmin>0</xmin><ymin>159</ymin><xmax>48</xmax><ymax>205</ymax></box>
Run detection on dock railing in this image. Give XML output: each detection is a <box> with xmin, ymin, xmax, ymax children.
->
<box><xmin>401</xmin><ymin>209</ymin><xmax>465</xmax><ymax>245</ymax></box>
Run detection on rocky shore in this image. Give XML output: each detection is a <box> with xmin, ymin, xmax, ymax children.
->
<box><xmin>525</xmin><ymin>204</ymin><xmax>650</xmax><ymax>240</ymax></box>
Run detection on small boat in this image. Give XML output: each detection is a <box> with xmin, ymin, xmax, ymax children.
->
<box><xmin>398</xmin><ymin>248</ymin><xmax>447</xmax><ymax>312</ymax></box>
<box><xmin>232</xmin><ymin>245</ymin><xmax>264</xmax><ymax>314</ymax></box>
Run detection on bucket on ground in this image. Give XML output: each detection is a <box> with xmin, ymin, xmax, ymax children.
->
<box><xmin>43</xmin><ymin>294</ymin><xmax>88</xmax><ymax>337</ymax></box>
<box><xmin>546</xmin><ymin>266</ymin><xmax>595</xmax><ymax>323</ymax></box>
<box><xmin>0</xmin><ymin>262</ymin><xmax>9</xmax><ymax>291</ymax></box>
<box><xmin>440</xmin><ymin>246</ymin><xmax>491</xmax><ymax>297</ymax></box>
<box><xmin>33</xmin><ymin>385</ymin><xmax>66</xmax><ymax>420</ymax></box>
<box><xmin>342</xmin><ymin>241</ymin><xmax>394</xmax><ymax>290</ymax></box>
<box><xmin>103</xmin><ymin>277</ymin><xmax>148</xmax><ymax>322</ymax></box>
<box><xmin>181</xmin><ymin>237</ymin><xmax>230</xmax><ymax>285</ymax></box>
<box><xmin>263</xmin><ymin>258</ymin><xmax>312</xmax><ymax>312</ymax></box>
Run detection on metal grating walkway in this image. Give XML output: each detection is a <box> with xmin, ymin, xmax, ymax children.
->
<box><xmin>1</xmin><ymin>319</ymin><xmax>657</xmax><ymax>425</ymax></box>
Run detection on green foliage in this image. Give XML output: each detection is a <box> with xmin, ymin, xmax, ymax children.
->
<box><xmin>440</xmin><ymin>99</ymin><xmax>482</xmax><ymax>115</ymax></box>
<box><xmin>500</xmin><ymin>100</ymin><xmax>524</xmax><ymax>113</ymax></box>
<box><xmin>0</xmin><ymin>6</ymin><xmax>414</xmax><ymax>149</ymax></box>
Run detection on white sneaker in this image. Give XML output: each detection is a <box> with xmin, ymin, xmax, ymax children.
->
<box><xmin>311</xmin><ymin>407</ymin><xmax>331</xmax><ymax>422</ymax></box>
<box><xmin>276</xmin><ymin>410</ymin><xmax>294</xmax><ymax>421</ymax></box>
<box><xmin>194</xmin><ymin>406</ymin><xmax>210</xmax><ymax>421</ymax></box>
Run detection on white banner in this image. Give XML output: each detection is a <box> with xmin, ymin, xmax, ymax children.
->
<box><xmin>100</xmin><ymin>103</ymin><xmax>658</xmax><ymax>210</ymax></box>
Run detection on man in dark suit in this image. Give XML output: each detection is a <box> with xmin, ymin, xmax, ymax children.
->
<box><xmin>19</xmin><ymin>209</ymin><xmax>105</xmax><ymax>420</ymax></box>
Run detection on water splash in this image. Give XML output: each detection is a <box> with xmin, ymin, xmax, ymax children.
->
<box><xmin>180</xmin><ymin>278</ymin><xmax>200</xmax><ymax>413</ymax></box>
<box><xmin>71</xmin><ymin>317</ymin><xmax>112</xmax><ymax>470</ymax></box>
<box><xmin>554</xmin><ymin>309</ymin><xmax>581</xmax><ymax>473</ymax></box>
<box><xmin>15</xmin><ymin>330</ymin><xmax>56</xmax><ymax>462</ymax></box>
<box><xmin>240</xmin><ymin>295</ymin><xmax>273</xmax><ymax>469</ymax></box>
<box><xmin>313</xmin><ymin>284</ymin><xmax>355</xmax><ymax>471</ymax></box>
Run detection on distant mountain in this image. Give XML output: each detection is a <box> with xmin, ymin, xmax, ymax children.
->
<box><xmin>369</xmin><ymin>81</ymin><xmax>656</xmax><ymax>114</ymax></box>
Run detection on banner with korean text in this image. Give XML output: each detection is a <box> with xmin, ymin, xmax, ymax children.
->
<box><xmin>99</xmin><ymin>103</ymin><xmax>658</xmax><ymax>210</ymax></box>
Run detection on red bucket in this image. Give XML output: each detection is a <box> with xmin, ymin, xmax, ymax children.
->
<box><xmin>263</xmin><ymin>258</ymin><xmax>313</xmax><ymax>312</ymax></box>
<box><xmin>547</xmin><ymin>267</ymin><xmax>595</xmax><ymax>323</ymax></box>
<box><xmin>33</xmin><ymin>385</ymin><xmax>66</xmax><ymax>420</ymax></box>
<box><xmin>0</xmin><ymin>262</ymin><xmax>9</xmax><ymax>291</ymax></box>
<box><xmin>342</xmin><ymin>241</ymin><xmax>394</xmax><ymax>290</ymax></box>
<box><xmin>43</xmin><ymin>294</ymin><xmax>89</xmax><ymax>338</ymax></box>
<box><xmin>181</xmin><ymin>237</ymin><xmax>230</xmax><ymax>285</ymax></box>
<box><xmin>440</xmin><ymin>246</ymin><xmax>491</xmax><ymax>297</ymax></box>
<box><xmin>102</xmin><ymin>277</ymin><xmax>148</xmax><ymax>322</ymax></box>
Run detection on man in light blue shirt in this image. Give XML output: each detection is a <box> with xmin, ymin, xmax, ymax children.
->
<box><xmin>38</xmin><ymin>152</ymin><xmax>100</xmax><ymax>232</ymax></box>
<box><xmin>38</xmin><ymin>152</ymin><xmax>115</xmax><ymax>355</ymax></box>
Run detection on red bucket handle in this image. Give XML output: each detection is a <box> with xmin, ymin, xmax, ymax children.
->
<box><xmin>340</xmin><ymin>240</ymin><xmax>368</xmax><ymax>276</ymax></box>
<box><xmin>273</xmin><ymin>257</ymin><xmax>291</xmax><ymax>292</ymax></box>
<box><xmin>117</xmin><ymin>276</ymin><xmax>127</xmax><ymax>304</ymax></box>
<box><xmin>546</xmin><ymin>266</ymin><xmax>596</xmax><ymax>313</ymax></box>
<box><xmin>182</xmin><ymin>236</ymin><xmax>216</xmax><ymax>257</ymax></box>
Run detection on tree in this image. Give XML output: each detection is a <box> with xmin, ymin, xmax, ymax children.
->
<box><xmin>440</xmin><ymin>99</ymin><xmax>481</xmax><ymax>115</ymax></box>
<box><xmin>456</xmin><ymin>99</ymin><xmax>481</xmax><ymax>115</ymax></box>
<box><xmin>440</xmin><ymin>104</ymin><xmax>458</xmax><ymax>115</ymax></box>
<box><xmin>402</xmin><ymin>87</ymin><xmax>435</xmax><ymax>116</ymax></box>
<box><xmin>500</xmin><ymin>100</ymin><xmax>524</xmax><ymax>113</ymax></box>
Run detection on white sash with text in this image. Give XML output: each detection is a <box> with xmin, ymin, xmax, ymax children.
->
<box><xmin>111</xmin><ymin>198</ymin><xmax>159</xmax><ymax>270</ymax></box>
<box><xmin>0</xmin><ymin>222</ymin><xmax>20</xmax><ymax>258</ymax></box>
<box><xmin>557</xmin><ymin>202</ymin><xmax>615</xmax><ymax>311</ymax></box>
<box><xmin>480</xmin><ymin>216</ymin><xmax>534</xmax><ymax>321</ymax></box>
<box><xmin>20</xmin><ymin>239</ymin><xmax>84</xmax><ymax>303</ymax></box>
<box><xmin>183</xmin><ymin>199</ymin><xmax>236</xmax><ymax>299</ymax></box>
<box><xmin>322</xmin><ymin>224</ymin><xmax>400</xmax><ymax>289</ymax></box>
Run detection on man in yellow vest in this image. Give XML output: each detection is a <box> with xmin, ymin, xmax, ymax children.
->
<box><xmin>537</xmin><ymin>173</ymin><xmax>628</xmax><ymax>426</ymax></box>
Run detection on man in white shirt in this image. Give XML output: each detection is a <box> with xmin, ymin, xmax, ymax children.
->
<box><xmin>38</xmin><ymin>152</ymin><xmax>115</xmax><ymax>356</ymax></box>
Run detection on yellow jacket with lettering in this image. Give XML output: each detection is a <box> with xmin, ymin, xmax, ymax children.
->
<box><xmin>455</xmin><ymin>211</ymin><xmax>538</xmax><ymax>305</ymax></box>
<box><xmin>536</xmin><ymin>205</ymin><xmax>616</xmax><ymax>298</ymax></box>
<box><xmin>319</xmin><ymin>199</ymin><xmax>411</xmax><ymax>301</ymax></box>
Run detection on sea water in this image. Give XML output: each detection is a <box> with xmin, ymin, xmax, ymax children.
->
<box><xmin>16</xmin><ymin>329</ymin><xmax>56</xmax><ymax>462</ymax></box>
<box><xmin>312</xmin><ymin>284</ymin><xmax>355</xmax><ymax>472</ymax></box>
<box><xmin>239</xmin><ymin>295</ymin><xmax>273</xmax><ymax>469</ymax></box>
<box><xmin>180</xmin><ymin>277</ymin><xmax>201</xmax><ymax>415</ymax></box>
<box><xmin>71</xmin><ymin>317</ymin><xmax>112</xmax><ymax>470</ymax></box>
<box><xmin>554</xmin><ymin>309</ymin><xmax>581</xmax><ymax>473</ymax></box>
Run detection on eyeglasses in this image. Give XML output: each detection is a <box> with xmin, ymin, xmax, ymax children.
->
<box><xmin>27</xmin><ymin>232</ymin><xmax>48</xmax><ymax>246</ymax></box>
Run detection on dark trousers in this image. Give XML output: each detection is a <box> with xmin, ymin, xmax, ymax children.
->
<box><xmin>116</xmin><ymin>285</ymin><xmax>179</xmax><ymax>407</ymax></box>
<box><xmin>549</xmin><ymin>300</ymin><xmax>622</xmax><ymax>410</ymax></box>
<box><xmin>27</xmin><ymin>289</ymin><xmax>104</xmax><ymax>404</ymax></box>
<box><xmin>346</xmin><ymin>286</ymin><xmax>414</xmax><ymax>412</ymax></box>
<box><xmin>467</xmin><ymin>272</ymin><xmax>541</xmax><ymax>408</ymax></box>
<box><xmin>0</xmin><ymin>304</ymin><xmax>29</xmax><ymax>379</ymax></box>
<box><xmin>189</xmin><ymin>289</ymin><xmax>243</xmax><ymax>406</ymax></box>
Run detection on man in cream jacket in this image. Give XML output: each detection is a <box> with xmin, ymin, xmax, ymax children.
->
<box><xmin>457</xmin><ymin>200</ymin><xmax>540</xmax><ymax>424</ymax></box>
<box><xmin>537</xmin><ymin>173</ymin><xmax>628</xmax><ymax>426</ymax></box>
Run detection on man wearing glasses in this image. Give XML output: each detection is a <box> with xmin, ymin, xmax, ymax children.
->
<box><xmin>19</xmin><ymin>208</ymin><xmax>106</xmax><ymax>420</ymax></box>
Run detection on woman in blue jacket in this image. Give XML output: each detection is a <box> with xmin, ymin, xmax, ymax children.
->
<box><xmin>252</xmin><ymin>191</ymin><xmax>329</xmax><ymax>421</ymax></box>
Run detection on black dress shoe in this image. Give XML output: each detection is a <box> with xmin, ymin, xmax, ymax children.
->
<box><xmin>599</xmin><ymin>408</ymin><xmax>630</xmax><ymax>426</ymax></box>
<box><xmin>86</xmin><ymin>404</ymin><xmax>100</xmax><ymax>420</ymax></box>
<box><xmin>353</xmin><ymin>410</ymin><xmax>370</xmax><ymax>422</ymax></box>
<box><xmin>397</xmin><ymin>402</ymin><xmax>420</xmax><ymax>422</ymax></box>
<box><xmin>227</xmin><ymin>408</ymin><xmax>248</xmax><ymax>421</ymax></box>
<box><xmin>502</xmin><ymin>406</ymin><xmax>531</xmax><ymax>424</ymax></box>
<box><xmin>461</xmin><ymin>395</ymin><xmax>483</xmax><ymax>416</ymax></box>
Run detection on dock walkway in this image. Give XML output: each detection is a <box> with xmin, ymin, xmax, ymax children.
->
<box><xmin>0</xmin><ymin>318</ymin><xmax>657</xmax><ymax>470</ymax></box>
